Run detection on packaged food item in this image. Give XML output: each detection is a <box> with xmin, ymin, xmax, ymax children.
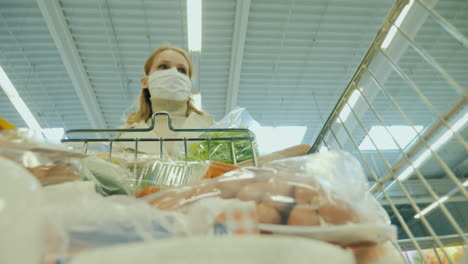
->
<box><xmin>136</xmin><ymin>186</ymin><xmax>160</xmax><ymax>198</ymax></box>
<box><xmin>0</xmin><ymin>117</ymin><xmax>16</xmax><ymax>129</ymax></box>
<box><xmin>41</xmin><ymin>181</ymin><xmax>188</xmax><ymax>263</ymax></box>
<box><xmin>137</xmin><ymin>159</ymin><xmax>210</xmax><ymax>190</ymax></box>
<box><xmin>186</xmin><ymin>107</ymin><xmax>259</xmax><ymax>164</ymax></box>
<box><xmin>82</xmin><ymin>156</ymin><xmax>133</xmax><ymax>196</ymax></box>
<box><xmin>187</xmin><ymin>130</ymin><xmax>257</xmax><ymax>164</ymax></box>
<box><xmin>0</xmin><ymin>157</ymin><xmax>44</xmax><ymax>264</ymax></box>
<box><xmin>353</xmin><ymin>241</ymin><xmax>406</xmax><ymax>264</ymax></box>
<box><xmin>144</xmin><ymin>151</ymin><xmax>395</xmax><ymax>246</ymax></box>
<box><xmin>0</xmin><ymin>129</ymin><xmax>85</xmax><ymax>186</ymax></box>
<box><xmin>68</xmin><ymin>236</ymin><xmax>355</xmax><ymax>264</ymax></box>
<box><xmin>183</xmin><ymin>197</ymin><xmax>259</xmax><ymax>235</ymax></box>
<box><xmin>203</xmin><ymin>161</ymin><xmax>240</xmax><ymax>179</ymax></box>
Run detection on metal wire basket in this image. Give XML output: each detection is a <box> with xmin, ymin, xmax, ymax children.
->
<box><xmin>61</xmin><ymin>111</ymin><xmax>258</xmax><ymax>183</ymax></box>
<box><xmin>310</xmin><ymin>0</ymin><xmax>467</xmax><ymax>262</ymax></box>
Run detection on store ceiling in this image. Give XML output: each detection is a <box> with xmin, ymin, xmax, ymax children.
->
<box><xmin>0</xmin><ymin>0</ymin><xmax>393</xmax><ymax>142</ymax></box>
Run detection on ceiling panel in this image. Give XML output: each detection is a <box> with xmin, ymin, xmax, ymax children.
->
<box><xmin>0</xmin><ymin>0</ymin><xmax>93</xmax><ymax>129</ymax></box>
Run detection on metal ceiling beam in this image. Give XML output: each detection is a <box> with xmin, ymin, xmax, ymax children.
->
<box><xmin>36</xmin><ymin>0</ymin><xmax>107</xmax><ymax>129</ymax></box>
<box><xmin>225</xmin><ymin>0</ymin><xmax>250</xmax><ymax>115</ymax></box>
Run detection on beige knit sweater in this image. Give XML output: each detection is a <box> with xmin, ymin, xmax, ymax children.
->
<box><xmin>115</xmin><ymin>97</ymin><xmax>214</xmax><ymax>157</ymax></box>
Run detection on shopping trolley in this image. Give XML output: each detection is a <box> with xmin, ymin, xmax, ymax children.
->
<box><xmin>61</xmin><ymin>112</ymin><xmax>259</xmax><ymax>181</ymax></box>
<box><xmin>310</xmin><ymin>0</ymin><xmax>467</xmax><ymax>262</ymax></box>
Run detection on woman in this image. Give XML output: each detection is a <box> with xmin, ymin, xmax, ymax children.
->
<box><xmin>116</xmin><ymin>46</ymin><xmax>214</xmax><ymax>156</ymax></box>
<box><xmin>117</xmin><ymin>45</ymin><xmax>310</xmax><ymax>161</ymax></box>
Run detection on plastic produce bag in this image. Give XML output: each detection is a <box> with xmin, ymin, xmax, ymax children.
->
<box><xmin>0</xmin><ymin>129</ymin><xmax>84</xmax><ymax>186</ymax></box>
<box><xmin>135</xmin><ymin>159</ymin><xmax>210</xmax><ymax>197</ymax></box>
<box><xmin>144</xmin><ymin>151</ymin><xmax>395</xmax><ymax>246</ymax></box>
<box><xmin>187</xmin><ymin>107</ymin><xmax>259</xmax><ymax>164</ymax></box>
<box><xmin>82</xmin><ymin>156</ymin><xmax>133</xmax><ymax>196</ymax></box>
<box><xmin>41</xmin><ymin>181</ymin><xmax>188</xmax><ymax>263</ymax></box>
<box><xmin>68</xmin><ymin>236</ymin><xmax>355</xmax><ymax>264</ymax></box>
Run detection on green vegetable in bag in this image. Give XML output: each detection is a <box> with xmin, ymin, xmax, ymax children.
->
<box><xmin>187</xmin><ymin>131</ymin><xmax>258</xmax><ymax>164</ymax></box>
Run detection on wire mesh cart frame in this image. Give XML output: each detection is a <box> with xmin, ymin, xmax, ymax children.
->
<box><xmin>61</xmin><ymin>111</ymin><xmax>259</xmax><ymax>168</ymax></box>
<box><xmin>309</xmin><ymin>0</ymin><xmax>467</xmax><ymax>262</ymax></box>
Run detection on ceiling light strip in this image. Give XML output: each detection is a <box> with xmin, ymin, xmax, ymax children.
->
<box><xmin>0</xmin><ymin>65</ymin><xmax>42</xmax><ymax>131</ymax></box>
<box><xmin>187</xmin><ymin>0</ymin><xmax>202</xmax><ymax>52</ymax></box>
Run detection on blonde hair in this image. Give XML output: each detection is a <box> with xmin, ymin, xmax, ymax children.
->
<box><xmin>126</xmin><ymin>46</ymin><xmax>204</xmax><ymax>124</ymax></box>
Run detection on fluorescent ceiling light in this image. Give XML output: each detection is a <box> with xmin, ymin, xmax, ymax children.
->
<box><xmin>0</xmin><ymin>65</ymin><xmax>42</xmax><ymax>131</ymax></box>
<box><xmin>250</xmin><ymin>126</ymin><xmax>307</xmax><ymax>155</ymax></box>
<box><xmin>42</xmin><ymin>128</ymin><xmax>65</xmax><ymax>143</ymax></box>
<box><xmin>414</xmin><ymin>179</ymin><xmax>468</xmax><ymax>219</ymax></box>
<box><xmin>187</xmin><ymin>0</ymin><xmax>202</xmax><ymax>52</ymax></box>
<box><xmin>397</xmin><ymin>111</ymin><xmax>468</xmax><ymax>181</ymax></box>
<box><xmin>381</xmin><ymin>0</ymin><xmax>414</xmax><ymax>49</ymax></box>
<box><xmin>337</xmin><ymin>89</ymin><xmax>361</xmax><ymax>123</ymax></box>
<box><xmin>359</xmin><ymin>125</ymin><xmax>423</xmax><ymax>151</ymax></box>
<box><xmin>414</xmin><ymin>195</ymin><xmax>448</xmax><ymax>219</ymax></box>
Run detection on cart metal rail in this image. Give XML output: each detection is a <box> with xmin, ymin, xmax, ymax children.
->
<box><xmin>61</xmin><ymin>111</ymin><xmax>258</xmax><ymax>167</ymax></box>
<box><xmin>310</xmin><ymin>0</ymin><xmax>467</xmax><ymax>262</ymax></box>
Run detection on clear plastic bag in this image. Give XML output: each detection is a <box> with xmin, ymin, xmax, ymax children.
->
<box><xmin>0</xmin><ymin>129</ymin><xmax>84</xmax><ymax>186</ymax></box>
<box><xmin>42</xmin><ymin>181</ymin><xmax>188</xmax><ymax>263</ymax></box>
<box><xmin>144</xmin><ymin>151</ymin><xmax>395</xmax><ymax>246</ymax></box>
<box><xmin>135</xmin><ymin>158</ymin><xmax>210</xmax><ymax>198</ymax></box>
<box><xmin>210</xmin><ymin>107</ymin><xmax>260</xmax><ymax>129</ymax></box>
<box><xmin>186</xmin><ymin>107</ymin><xmax>259</xmax><ymax>164</ymax></box>
<box><xmin>82</xmin><ymin>156</ymin><xmax>133</xmax><ymax>196</ymax></box>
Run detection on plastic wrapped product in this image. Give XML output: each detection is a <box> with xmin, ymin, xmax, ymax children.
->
<box><xmin>203</xmin><ymin>161</ymin><xmax>240</xmax><ymax>179</ymax></box>
<box><xmin>145</xmin><ymin>151</ymin><xmax>396</xmax><ymax>246</ymax></box>
<box><xmin>0</xmin><ymin>129</ymin><xmax>85</xmax><ymax>186</ymax></box>
<box><xmin>135</xmin><ymin>159</ymin><xmax>210</xmax><ymax>197</ymax></box>
<box><xmin>68</xmin><ymin>236</ymin><xmax>356</xmax><ymax>264</ymax></box>
<box><xmin>0</xmin><ymin>157</ymin><xmax>44</xmax><ymax>264</ymax></box>
<box><xmin>187</xmin><ymin>131</ymin><xmax>258</xmax><ymax>164</ymax></box>
<box><xmin>82</xmin><ymin>156</ymin><xmax>133</xmax><ymax>196</ymax></box>
<box><xmin>186</xmin><ymin>107</ymin><xmax>259</xmax><ymax>164</ymax></box>
<box><xmin>41</xmin><ymin>181</ymin><xmax>188</xmax><ymax>263</ymax></box>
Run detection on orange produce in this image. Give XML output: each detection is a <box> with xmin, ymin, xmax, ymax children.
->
<box><xmin>136</xmin><ymin>186</ymin><xmax>160</xmax><ymax>198</ymax></box>
<box><xmin>203</xmin><ymin>161</ymin><xmax>240</xmax><ymax>179</ymax></box>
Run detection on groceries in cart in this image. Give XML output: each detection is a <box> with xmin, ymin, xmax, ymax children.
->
<box><xmin>68</xmin><ymin>236</ymin><xmax>357</xmax><ymax>264</ymax></box>
<box><xmin>186</xmin><ymin>107</ymin><xmax>259</xmax><ymax>164</ymax></box>
<box><xmin>40</xmin><ymin>181</ymin><xmax>190</xmax><ymax>263</ymax></box>
<box><xmin>145</xmin><ymin>151</ymin><xmax>396</xmax><ymax>247</ymax></box>
<box><xmin>0</xmin><ymin>129</ymin><xmax>405</xmax><ymax>264</ymax></box>
<box><xmin>0</xmin><ymin>129</ymin><xmax>84</xmax><ymax>186</ymax></box>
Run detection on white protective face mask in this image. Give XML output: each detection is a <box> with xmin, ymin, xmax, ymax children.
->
<box><xmin>148</xmin><ymin>67</ymin><xmax>192</xmax><ymax>100</ymax></box>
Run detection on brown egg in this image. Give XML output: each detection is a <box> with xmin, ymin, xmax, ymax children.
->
<box><xmin>236</xmin><ymin>182</ymin><xmax>269</xmax><ymax>202</ymax></box>
<box><xmin>216</xmin><ymin>178</ymin><xmax>255</xmax><ymax>199</ymax></box>
<box><xmin>318</xmin><ymin>197</ymin><xmax>359</xmax><ymax>225</ymax></box>
<box><xmin>261</xmin><ymin>177</ymin><xmax>295</xmax><ymax>212</ymax></box>
<box><xmin>262</xmin><ymin>195</ymin><xmax>294</xmax><ymax>213</ymax></box>
<box><xmin>294</xmin><ymin>180</ymin><xmax>323</xmax><ymax>208</ymax></box>
<box><xmin>256</xmin><ymin>203</ymin><xmax>281</xmax><ymax>224</ymax></box>
<box><xmin>287</xmin><ymin>207</ymin><xmax>320</xmax><ymax>226</ymax></box>
<box><xmin>266</xmin><ymin>176</ymin><xmax>294</xmax><ymax>197</ymax></box>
